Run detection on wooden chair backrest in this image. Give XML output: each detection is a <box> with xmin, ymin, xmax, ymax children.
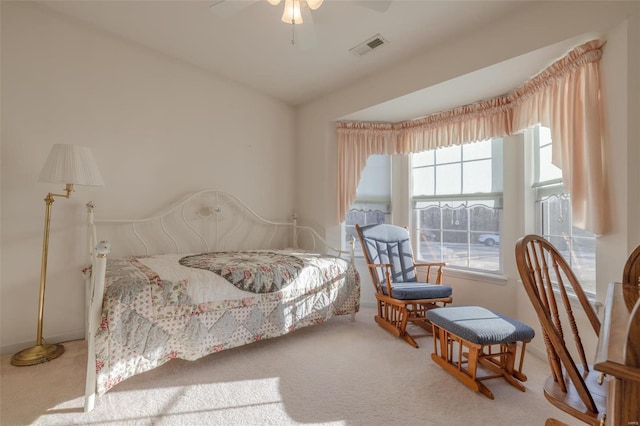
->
<box><xmin>515</xmin><ymin>235</ymin><xmax>601</xmax><ymax>414</ymax></box>
<box><xmin>623</xmin><ymin>244</ymin><xmax>640</xmax><ymax>285</ymax></box>
<box><xmin>356</xmin><ymin>224</ymin><xmax>417</xmax><ymax>294</ymax></box>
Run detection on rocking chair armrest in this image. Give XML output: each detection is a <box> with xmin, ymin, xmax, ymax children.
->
<box><xmin>413</xmin><ymin>262</ymin><xmax>446</xmax><ymax>267</ymax></box>
<box><xmin>413</xmin><ymin>262</ymin><xmax>446</xmax><ymax>285</ymax></box>
<box><xmin>367</xmin><ymin>262</ymin><xmax>394</xmax><ymax>295</ymax></box>
<box><xmin>367</xmin><ymin>262</ymin><xmax>394</xmax><ymax>269</ymax></box>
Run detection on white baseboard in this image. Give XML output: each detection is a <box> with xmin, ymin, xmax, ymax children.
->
<box><xmin>1</xmin><ymin>330</ymin><xmax>86</xmax><ymax>356</ymax></box>
<box><xmin>525</xmin><ymin>342</ymin><xmax>547</xmax><ymax>361</ymax></box>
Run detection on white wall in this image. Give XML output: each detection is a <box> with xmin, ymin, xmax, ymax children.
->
<box><xmin>297</xmin><ymin>1</ymin><xmax>640</xmax><ymax>357</ymax></box>
<box><xmin>2</xmin><ymin>1</ymin><xmax>638</xmax><ymax>358</ymax></box>
<box><xmin>0</xmin><ymin>2</ymin><xmax>296</xmax><ymax>353</ymax></box>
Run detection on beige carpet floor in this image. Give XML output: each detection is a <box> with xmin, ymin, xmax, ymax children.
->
<box><xmin>1</xmin><ymin>307</ymin><xmax>576</xmax><ymax>425</ymax></box>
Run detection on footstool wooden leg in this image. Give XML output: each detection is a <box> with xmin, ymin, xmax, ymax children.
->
<box><xmin>466</xmin><ymin>344</ymin><xmax>495</xmax><ymax>399</ymax></box>
<box><xmin>430</xmin><ymin>327</ymin><xmax>496</xmax><ymax>399</ymax></box>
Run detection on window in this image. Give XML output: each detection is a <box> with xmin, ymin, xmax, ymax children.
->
<box><xmin>343</xmin><ymin>155</ymin><xmax>391</xmax><ymax>256</ymax></box>
<box><xmin>411</xmin><ymin>139</ymin><xmax>503</xmax><ymax>272</ymax></box>
<box><xmin>340</xmin><ymin>125</ymin><xmax>598</xmax><ymax>290</ymax></box>
<box><xmin>533</xmin><ymin>125</ymin><xmax>596</xmax><ymax>293</ymax></box>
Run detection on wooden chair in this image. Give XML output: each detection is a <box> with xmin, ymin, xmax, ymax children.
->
<box><xmin>356</xmin><ymin>224</ymin><xmax>453</xmax><ymax>348</ymax></box>
<box><xmin>515</xmin><ymin>235</ymin><xmax>606</xmax><ymax>426</ymax></box>
<box><xmin>623</xmin><ymin>244</ymin><xmax>640</xmax><ymax>285</ymax></box>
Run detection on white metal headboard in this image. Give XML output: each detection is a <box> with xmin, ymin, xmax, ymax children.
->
<box><xmin>86</xmin><ymin>189</ymin><xmax>352</xmax><ymax>260</ymax></box>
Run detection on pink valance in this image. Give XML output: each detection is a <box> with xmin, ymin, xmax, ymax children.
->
<box><xmin>336</xmin><ymin>39</ymin><xmax>607</xmax><ymax>235</ymax></box>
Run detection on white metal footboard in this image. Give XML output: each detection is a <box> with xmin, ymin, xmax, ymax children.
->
<box><xmin>83</xmin><ymin>190</ymin><xmax>354</xmax><ymax>412</ymax></box>
<box><xmin>84</xmin><ymin>239</ymin><xmax>109</xmax><ymax>413</ymax></box>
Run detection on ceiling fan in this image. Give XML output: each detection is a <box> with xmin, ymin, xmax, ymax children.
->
<box><xmin>209</xmin><ymin>0</ymin><xmax>391</xmax><ymax>49</ymax></box>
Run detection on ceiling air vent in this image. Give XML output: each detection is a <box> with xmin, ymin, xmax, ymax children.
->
<box><xmin>349</xmin><ymin>34</ymin><xmax>388</xmax><ymax>56</ymax></box>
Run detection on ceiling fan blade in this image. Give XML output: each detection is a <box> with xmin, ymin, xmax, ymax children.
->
<box><xmin>295</xmin><ymin>3</ymin><xmax>317</xmax><ymax>50</ymax></box>
<box><xmin>209</xmin><ymin>0</ymin><xmax>256</xmax><ymax>18</ymax></box>
<box><xmin>355</xmin><ymin>1</ymin><xmax>392</xmax><ymax>13</ymax></box>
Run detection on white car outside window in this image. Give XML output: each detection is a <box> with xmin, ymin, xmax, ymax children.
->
<box><xmin>478</xmin><ymin>234</ymin><xmax>500</xmax><ymax>246</ymax></box>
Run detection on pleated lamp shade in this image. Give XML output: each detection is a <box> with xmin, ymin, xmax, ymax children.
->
<box><xmin>38</xmin><ymin>144</ymin><xmax>104</xmax><ymax>186</ymax></box>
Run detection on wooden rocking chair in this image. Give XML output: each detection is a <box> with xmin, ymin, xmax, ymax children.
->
<box><xmin>356</xmin><ymin>224</ymin><xmax>453</xmax><ymax>348</ymax></box>
<box><xmin>515</xmin><ymin>234</ymin><xmax>605</xmax><ymax>425</ymax></box>
<box><xmin>623</xmin><ymin>244</ymin><xmax>640</xmax><ymax>286</ymax></box>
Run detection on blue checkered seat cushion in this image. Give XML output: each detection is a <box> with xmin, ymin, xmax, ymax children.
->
<box><xmin>380</xmin><ymin>283</ymin><xmax>452</xmax><ymax>300</ymax></box>
<box><xmin>358</xmin><ymin>224</ymin><xmax>453</xmax><ymax>301</ymax></box>
<box><xmin>426</xmin><ymin>306</ymin><xmax>535</xmax><ymax>345</ymax></box>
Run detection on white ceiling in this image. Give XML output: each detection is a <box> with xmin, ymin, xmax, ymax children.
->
<box><xmin>38</xmin><ymin>0</ymin><xmax>590</xmax><ymax>122</ymax></box>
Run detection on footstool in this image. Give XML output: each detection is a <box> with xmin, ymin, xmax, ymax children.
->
<box><xmin>426</xmin><ymin>306</ymin><xmax>535</xmax><ymax>399</ymax></box>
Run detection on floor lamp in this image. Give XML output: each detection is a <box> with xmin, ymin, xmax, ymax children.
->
<box><xmin>11</xmin><ymin>144</ymin><xmax>104</xmax><ymax>366</ymax></box>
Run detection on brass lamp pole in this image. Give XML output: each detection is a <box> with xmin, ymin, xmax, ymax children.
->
<box><xmin>11</xmin><ymin>145</ymin><xmax>103</xmax><ymax>367</ymax></box>
<box><xmin>11</xmin><ymin>185</ymin><xmax>74</xmax><ymax>366</ymax></box>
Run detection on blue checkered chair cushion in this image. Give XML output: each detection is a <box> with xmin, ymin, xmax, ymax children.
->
<box><xmin>380</xmin><ymin>283</ymin><xmax>452</xmax><ymax>300</ymax></box>
<box><xmin>426</xmin><ymin>306</ymin><xmax>535</xmax><ymax>345</ymax></box>
<box><xmin>358</xmin><ymin>224</ymin><xmax>453</xmax><ymax>300</ymax></box>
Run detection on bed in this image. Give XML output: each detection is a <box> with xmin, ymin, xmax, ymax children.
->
<box><xmin>83</xmin><ymin>190</ymin><xmax>360</xmax><ymax>412</ymax></box>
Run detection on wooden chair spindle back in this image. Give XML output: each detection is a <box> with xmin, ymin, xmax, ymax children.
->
<box><xmin>516</xmin><ymin>235</ymin><xmax>601</xmax><ymax>418</ymax></box>
<box><xmin>623</xmin><ymin>244</ymin><xmax>640</xmax><ymax>286</ymax></box>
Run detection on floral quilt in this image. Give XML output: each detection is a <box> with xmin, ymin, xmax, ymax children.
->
<box><xmin>93</xmin><ymin>250</ymin><xmax>360</xmax><ymax>396</ymax></box>
<box><xmin>179</xmin><ymin>251</ymin><xmax>305</xmax><ymax>293</ymax></box>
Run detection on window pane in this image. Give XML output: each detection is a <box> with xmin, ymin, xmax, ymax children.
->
<box><xmin>417</xmin><ymin>235</ymin><xmax>441</xmax><ymax>263</ymax></box>
<box><xmin>537</xmin><ymin>192</ymin><xmax>596</xmax><ymax>294</ymax></box>
<box><xmin>414</xmin><ymin>201</ymin><xmax>501</xmax><ymax>273</ymax></box>
<box><xmin>346</xmin><ymin>209</ymin><xmax>365</xmax><ymax>225</ymax></box>
<box><xmin>535</xmin><ymin>125</ymin><xmax>595</xmax><ymax>293</ymax></box>
<box><xmin>442</xmin><ymin>231</ymin><xmax>469</xmax><ymax>268</ymax></box>
<box><xmin>411</xmin><ymin>137</ymin><xmax>503</xmax><ymax>274</ymax></box>
<box><xmin>344</xmin><ymin>154</ymin><xmax>391</xmax><ymax>254</ymax></box>
<box><xmin>469</xmin><ymin>204</ymin><xmax>500</xmax><ymax>232</ymax></box>
<box><xmin>443</xmin><ymin>206</ymin><xmax>468</xmax><ymax>232</ymax></box>
<box><xmin>356</xmin><ymin>154</ymin><xmax>390</xmax><ymax>199</ymax></box>
<box><xmin>345</xmin><ymin>207</ymin><xmax>388</xmax><ymax>257</ymax></box>
<box><xmin>469</xmin><ymin>243</ymin><xmax>500</xmax><ymax>271</ymax></box>
<box><xmin>413</xmin><ymin>150</ymin><xmax>434</xmax><ymax>167</ymax></box>
<box><xmin>365</xmin><ymin>210</ymin><xmax>385</xmax><ymax>224</ymax></box>
<box><xmin>539</xmin><ymin>145</ymin><xmax>562</xmax><ymax>183</ymax></box>
<box><xmin>543</xmin><ymin>196</ymin><xmax>571</xmax><ymax>236</ymax></box>
<box><xmin>539</xmin><ymin>125</ymin><xmax>552</xmax><ymax>147</ymax></box>
<box><xmin>416</xmin><ymin>205</ymin><xmax>441</xmax><ymax>229</ymax></box>
<box><xmin>571</xmin><ymin>237</ymin><xmax>596</xmax><ymax>292</ymax></box>
<box><xmin>463</xmin><ymin>139</ymin><xmax>492</xmax><ymax>161</ymax></box>
<box><xmin>435</xmin><ymin>145</ymin><xmax>461</xmax><ymax>164</ymax></box>
<box><xmin>471</xmin><ymin>203</ymin><xmax>501</xmax><ymax>272</ymax></box>
<box><xmin>345</xmin><ymin>226</ymin><xmax>359</xmax><ymax>255</ymax></box>
<box><xmin>536</xmin><ymin>124</ymin><xmax>562</xmax><ymax>184</ymax></box>
<box><xmin>436</xmin><ymin>163</ymin><xmax>461</xmax><ymax>195</ymax></box>
<box><xmin>412</xmin><ymin>166</ymin><xmax>435</xmax><ymax>196</ymax></box>
<box><xmin>463</xmin><ymin>159</ymin><xmax>492</xmax><ymax>193</ymax></box>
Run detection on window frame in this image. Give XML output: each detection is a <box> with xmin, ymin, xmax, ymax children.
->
<box><xmin>337</xmin><ymin>126</ymin><xmax>598</xmax><ymax>296</ymax></box>
<box><xmin>341</xmin><ymin>155</ymin><xmax>392</xmax><ymax>256</ymax></box>
<box><xmin>410</xmin><ymin>138</ymin><xmax>504</xmax><ymax>274</ymax></box>
<box><xmin>532</xmin><ymin>124</ymin><xmax>596</xmax><ymax>295</ymax></box>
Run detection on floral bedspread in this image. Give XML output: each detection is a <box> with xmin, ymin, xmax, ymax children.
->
<box><xmin>179</xmin><ymin>251</ymin><xmax>305</xmax><ymax>293</ymax></box>
<box><xmin>93</xmin><ymin>250</ymin><xmax>360</xmax><ymax>396</ymax></box>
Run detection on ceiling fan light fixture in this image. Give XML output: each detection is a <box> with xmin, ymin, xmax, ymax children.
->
<box><xmin>306</xmin><ymin>0</ymin><xmax>323</xmax><ymax>10</ymax></box>
<box><xmin>267</xmin><ymin>0</ymin><xmax>281</xmax><ymax>5</ymax></box>
<box><xmin>281</xmin><ymin>0</ymin><xmax>303</xmax><ymax>24</ymax></box>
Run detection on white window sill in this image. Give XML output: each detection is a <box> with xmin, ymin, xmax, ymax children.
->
<box><xmin>444</xmin><ymin>268</ymin><xmax>508</xmax><ymax>286</ymax></box>
<box><xmin>514</xmin><ymin>279</ymin><xmax>602</xmax><ymax>314</ymax></box>
<box><xmin>553</xmin><ymin>286</ymin><xmax>602</xmax><ymax>314</ymax></box>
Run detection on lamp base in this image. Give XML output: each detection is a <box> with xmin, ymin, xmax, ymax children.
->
<box><xmin>10</xmin><ymin>343</ymin><xmax>65</xmax><ymax>366</ymax></box>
